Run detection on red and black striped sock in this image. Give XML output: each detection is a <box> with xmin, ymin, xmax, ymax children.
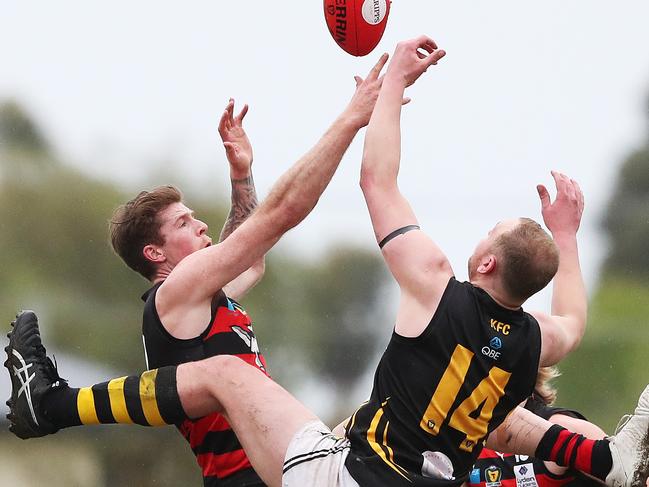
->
<box><xmin>535</xmin><ymin>424</ymin><xmax>612</xmax><ymax>481</ymax></box>
<box><xmin>43</xmin><ymin>366</ymin><xmax>186</xmax><ymax>428</ymax></box>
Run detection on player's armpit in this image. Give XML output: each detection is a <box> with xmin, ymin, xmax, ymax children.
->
<box><xmin>223</xmin><ymin>258</ymin><xmax>266</xmax><ymax>302</ymax></box>
<box><xmin>532</xmin><ymin>311</ymin><xmax>581</xmax><ymax>366</ymax></box>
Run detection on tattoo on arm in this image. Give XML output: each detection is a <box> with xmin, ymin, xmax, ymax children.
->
<box><xmin>219</xmin><ymin>175</ymin><xmax>258</xmax><ymax>242</ymax></box>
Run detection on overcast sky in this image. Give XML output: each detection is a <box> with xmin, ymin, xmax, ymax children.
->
<box><xmin>2</xmin><ymin>0</ymin><xmax>649</xmax><ymax>314</ymax></box>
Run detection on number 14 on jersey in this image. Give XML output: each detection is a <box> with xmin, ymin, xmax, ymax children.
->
<box><xmin>419</xmin><ymin>344</ymin><xmax>512</xmax><ymax>452</ymax></box>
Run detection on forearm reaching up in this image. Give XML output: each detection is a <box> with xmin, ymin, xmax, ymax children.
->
<box><xmin>549</xmin><ymin>227</ymin><xmax>586</xmax><ymax>350</ymax></box>
<box><xmin>220</xmin><ymin>174</ymin><xmax>259</xmax><ymax>242</ymax></box>
<box><xmin>216</xmin><ymin>99</ymin><xmax>264</xmax><ymax>300</ymax></box>
<box><xmin>218</xmin><ymin>99</ymin><xmax>259</xmax><ymax>242</ymax></box>
<box><xmin>359</xmin><ymin>36</ymin><xmax>452</xmax><ymax>338</ymax></box>
<box><xmin>532</xmin><ymin>171</ymin><xmax>587</xmax><ymax>366</ymax></box>
<box><xmin>360</xmin><ymin>37</ymin><xmax>445</xmax><ymax>241</ymax></box>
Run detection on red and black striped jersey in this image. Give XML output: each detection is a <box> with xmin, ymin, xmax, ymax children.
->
<box><xmin>142</xmin><ymin>282</ymin><xmax>268</xmax><ymax>487</ymax></box>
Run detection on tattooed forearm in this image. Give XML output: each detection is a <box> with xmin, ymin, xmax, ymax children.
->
<box><xmin>219</xmin><ymin>174</ymin><xmax>259</xmax><ymax>242</ymax></box>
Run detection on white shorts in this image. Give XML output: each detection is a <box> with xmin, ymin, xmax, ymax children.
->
<box><xmin>282</xmin><ymin>420</ymin><xmax>359</xmax><ymax>487</ymax></box>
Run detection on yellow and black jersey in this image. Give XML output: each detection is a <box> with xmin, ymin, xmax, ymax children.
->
<box><xmin>345</xmin><ymin>277</ymin><xmax>541</xmax><ymax>487</ymax></box>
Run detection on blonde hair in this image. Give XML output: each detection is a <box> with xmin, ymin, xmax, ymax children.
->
<box><xmin>533</xmin><ymin>366</ymin><xmax>561</xmax><ymax>405</ymax></box>
<box><xmin>494</xmin><ymin>218</ymin><xmax>559</xmax><ymax>302</ymax></box>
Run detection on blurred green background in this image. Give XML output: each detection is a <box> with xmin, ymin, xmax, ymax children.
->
<box><xmin>1</xmin><ymin>94</ymin><xmax>648</xmax><ymax>485</ymax></box>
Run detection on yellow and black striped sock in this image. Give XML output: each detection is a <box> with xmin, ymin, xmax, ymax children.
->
<box><xmin>43</xmin><ymin>366</ymin><xmax>186</xmax><ymax>428</ymax></box>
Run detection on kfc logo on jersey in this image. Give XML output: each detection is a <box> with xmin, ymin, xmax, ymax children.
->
<box><xmin>490</xmin><ymin>318</ymin><xmax>510</xmax><ymax>335</ymax></box>
<box><xmin>232</xmin><ymin>325</ymin><xmax>265</xmax><ymax>372</ymax></box>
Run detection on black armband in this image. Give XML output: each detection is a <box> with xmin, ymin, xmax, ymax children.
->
<box><xmin>378</xmin><ymin>225</ymin><xmax>421</xmax><ymax>249</ymax></box>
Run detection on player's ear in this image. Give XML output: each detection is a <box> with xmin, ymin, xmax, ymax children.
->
<box><xmin>143</xmin><ymin>244</ymin><xmax>165</xmax><ymax>264</ymax></box>
<box><xmin>476</xmin><ymin>254</ymin><xmax>496</xmax><ymax>275</ymax></box>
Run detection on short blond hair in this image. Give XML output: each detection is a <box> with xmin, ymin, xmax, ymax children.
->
<box><xmin>495</xmin><ymin>218</ymin><xmax>559</xmax><ymax>302</ymax></box>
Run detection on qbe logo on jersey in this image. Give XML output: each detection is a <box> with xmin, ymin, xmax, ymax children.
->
<box><xmin>514</xmin><ymin>463</ymin><xmax>539</xmax><ymax>487</ymax></box>
<box><xmin>482</xmin><ymin>336</ymin><xmax>503</xmax><ymax>360</ymax></box>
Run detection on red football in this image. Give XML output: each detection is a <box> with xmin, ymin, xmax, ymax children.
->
<box><xmin>324</xmin><ymin>0</ymin><xmax>391</xmax><ymax>57</ymax></box>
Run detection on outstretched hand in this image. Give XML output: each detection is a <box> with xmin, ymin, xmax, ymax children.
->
<box><xmin>344</xmin><ymin>52</ymin><xmax>390</xmax><ymax>129</ymax></box>
<box><xmin>386</xmin><ymin>35</ymin><xmax>446</xmax><ymax>87</ymax></box>
<box><xmin>537</xmin><ymin>171</ymin><xmax>584</xmax><ymax>236</ymax></box>
<box><xmin>218</xmin><ymin>99</ymin><xmax>253</xmax><ymax>178</ymax></box>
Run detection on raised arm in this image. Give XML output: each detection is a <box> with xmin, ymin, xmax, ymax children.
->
<box><xmin>158</xmin><ymin>55</ymin><xmax>390</xmax><ymax>330</ymax></box>
<box><xmin>216</xmin><ymin>99</ymin><xmax>264</xmax><ymax>300</ymax></box>
<box><xmin>218</xmin><ymin>99</ymin><xmax>258</xmax><ymax>242</ymax></box>
<box><xmin>359</xmin><ymin>36</ymin><xmax>452</xmax><ymax>337</ymax></box>
<box><xmin>530</xmin><ymin>171</ymin><xmax>586</xmax><ymax>366</ymax></box>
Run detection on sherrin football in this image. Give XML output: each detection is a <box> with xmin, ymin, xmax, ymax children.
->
<box><xmin>324</xmin><ymin>0</ymin><xmax>391</xmax><ymax>57</ymax></box>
